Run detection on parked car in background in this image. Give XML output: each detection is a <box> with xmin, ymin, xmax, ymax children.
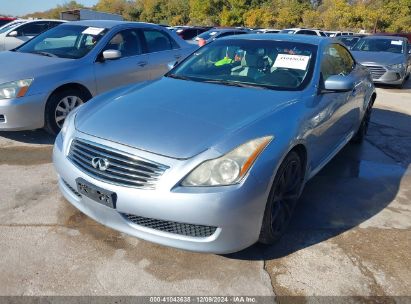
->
<box><xmin>193</xmin><ymin>28</ymin><xmax>249</xmax><ymax>46</ymax></box>
<box><xmin>53</xmin><ymin>34</ymin><xmax>376</xmax><ymax>253</ymax></box>
<box><xmin>174</xmin><ymin>26</ymin><xmax>211</xmax><ymax>40</ymax></box>
<box><xmin>325</xmin><ymin>31</ymin><xmax>354</xmax><ymax>37</ymax></box>
<box><xmin>280</xmin><ymin>28</ymin><xmax>326</xmax><ymax>36</ymax></box>
<box><xmin>0</xmin><ymin>17</ymin><xmax>16</xmax><ymax>27</ymax></box>
<box><xmin>0</xmin><ymin>19</ymin><xmax>65</xmax><ymax>51</ymax></box>
<box><xmin>337</xmin><ymin>34</ymin><xmax>365</xmax><ymax>49</ymax></box>
<box><xmin>351</xmin><ymin>36</ymin><xmax>411</xmax><ymax>88</ymax></box>
<box><xmin>0</xmin><ymin>20</ymin><xmax>195</xmax><ymax>133</ymax></box>
<box><xmin>254</xmin><ymin>28</ymin><xmax>280</xmax><ymax>34</ymax></box>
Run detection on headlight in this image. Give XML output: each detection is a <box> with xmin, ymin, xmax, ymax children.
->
<box><xmin>387</xmin><ymin>63</ymin><xmax>405</xmax><ymax>70</ymax></box>
<box><xmin>182</xmin><ymin>136</ymin><xmax>273</xmax><ymax>186</ymax></box>
<box><xmin>60</xmin><ymin>107</ymin><xmax>78</xmax><ymax>140</ymax></box>
<box><xmin>0</xmin><ymin>79</ymin><xmax>33</xmax><ymax>99</ymax></box>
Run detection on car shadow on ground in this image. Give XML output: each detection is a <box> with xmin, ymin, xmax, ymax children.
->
<box><xmin>0</xmin><ymin>129</ymin><xmax>55</xmax><ymax>145</ymax></box>
<box><xmin>225</xmin><ymin>108</ymin><xmax>411</xmax><ymax>261</ymax></box>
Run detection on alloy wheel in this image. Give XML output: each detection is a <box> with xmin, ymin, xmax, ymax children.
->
<box><xmin>54</xmin><ymin>96</ymin><xmax>84</xmax><ymax>128</ymax></box>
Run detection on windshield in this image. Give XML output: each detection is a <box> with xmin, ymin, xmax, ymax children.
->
<box><xmin>195</xmin><ymin>30</ymin><xmax>219</xmax><ymax>40</ymax></box>
<box><xmin>0</xmin><ymin>21</ymin><xmax>26</xmax><ymax>34</ymax></box>
<box><xmin>167</xmin><ymin>39</ymin><xmax>317</xmax><ymax>90</ymax></box>
<box><xmin>339</xmin><ymin>37</ymin><xmax>361</xmax><ymax>48</ymax></box>
<box><xmin>279</xmin><ymin>29</ymin><xmax>296</xmax><ymax>34</ymax></box>
<box><xmin>16</xmin><ymin>24</ymin><xmax>108</xmax><ymax>59</ymax></box>
<box><xmin>352</xmin><ymin>38</ymin><xmax>405</xmax><ymax>54</ymax></box>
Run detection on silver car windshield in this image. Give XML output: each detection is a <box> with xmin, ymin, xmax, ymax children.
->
<box><xmin>0</xmin><ymin>21</ymin><xmax>26</xmax><ymax>34</ymax></box>
<box><xmin>16</xmin><ymin>24</ymin><xmax>108</xmax><ymax>59</ymax></box>
<box><xmin>168</xmin><ymin>39</ymin><xmax>317</xmax><ymax>90</ymax></box>
<box><xmin>352</xmin><ymin>38</ymin><xmax>405</xmax><ymax>54</ymax></box>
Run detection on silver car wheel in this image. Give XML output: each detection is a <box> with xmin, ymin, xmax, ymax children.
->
<box><xmin>55</xmin><ymin>96</ymin><xmax>84</xmax><ymax>128</ymax></box>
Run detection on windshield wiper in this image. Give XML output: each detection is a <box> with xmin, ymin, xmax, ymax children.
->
<box><xmin>201</xmin><ymin>79</ymin><xmax>270</xmax><ymax>90</ymax></box>
<box><xmin>30</xmin><ymin>51</ymin><xmax>57</xmax><ymax>58</ymax></box>
<box><xmin>166</xmin><ymin>74</ymin><xmax>192</xmax><ymax>81</ymax></box>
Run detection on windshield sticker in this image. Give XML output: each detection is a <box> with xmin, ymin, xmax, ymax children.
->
<box><xmin>391</xmin><ymin>40</ymin><xmax>403</xmax><ymax>45</ymax></box>
<box><xmin>209</xmin><ymin>31</ymin><xmax>218</xmax><ymax>36</ymax></box>
<box><xmin>273</xmin><ymin>54</ymin><xmax>310</xmax><ymax>70</ymax></box>
<box><xmin>82</xmin><ymin>27</ymin><xmax>105</xmax><ymax>35</ymax></box>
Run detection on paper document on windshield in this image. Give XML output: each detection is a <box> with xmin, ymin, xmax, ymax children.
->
<box><xmin>82</xmin><ymin>27</ymin><xmax>105</xmax><ymax>35</ymax></box>
<box><xmin>273</xmin><ymin>54</ymin><xmax>310</xmax><ymax>70</ymax></box>
<box><xmin>391</xmin><ymin>40</ymin><xmax>403</xmax><ymax>45</ymax></box>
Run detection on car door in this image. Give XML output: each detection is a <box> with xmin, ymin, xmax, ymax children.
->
<box><xmin>309</xmin><ymin>43</ymin><xmax>361</xmax><ymax>169</ymax></box>
<box><xmin>141</xmin><ymin>28</ymin><xmax>183</xmax><ymax>79</ymax></box>
<box><xmin>94</xmin><ymin>28</ymin><xmax>151</xmax><ymax>94</ymax></box>
<box><xmin>4</xmin><ymin>21</ymin><xmax>50</xmax><ymax>50</ymax></box>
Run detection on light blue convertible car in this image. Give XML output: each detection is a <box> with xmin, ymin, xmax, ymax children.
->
<box><xmin>54</xmin><ymin>34</ymin><xmax>376</xmax><ymax>253</ymax></box>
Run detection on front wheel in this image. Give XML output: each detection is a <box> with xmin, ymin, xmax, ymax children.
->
<box><xmin>351</xmin><ymin>102</ymin><xmax>373</xmax><ymax>144</ymax></box>
<box><xmin>259</xmin><ymin>151</ymin><xmax>305</xmax><ymax>244</ymax></box>
<box><xmin>44</xmin><ymin>89</ymin><xmax>90</xmax><ymax>135</ymax></box>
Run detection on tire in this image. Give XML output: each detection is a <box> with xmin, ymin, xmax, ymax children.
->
<box><xmin>44</xmin><ymin>88</ymin><xmax>90</xmax><ymax>135</ymax></box>
<box><xmin>259</xmin><ymin>151</ymin><xmax>305</xmax><ymax>245</ymax></box>
<box><xmin>351</xmin><ymin>102</ymin><xmax>373</xmax><ymax>144</ymax></box>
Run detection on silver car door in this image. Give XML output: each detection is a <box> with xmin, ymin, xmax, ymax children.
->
<box><xmin>141</xmin><ymin>28</ymin><xmax>183</xmax><ymax>79</ymax></box>
<box><xmin>4</xmin><ymin>21</ymin><xmax>49</xmax><ymax>50</ymax></box>
<box><xmin>309</xmin><ymin>44</ymin><xmax>360</xmax><ymax>169</ymax></box>
<box><xmin>94</xmin><ymin>28</ymin><xmax>150</xmax><ymax>94</ymax></box>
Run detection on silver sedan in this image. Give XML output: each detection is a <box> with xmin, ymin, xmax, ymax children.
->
<box><xmin>53</xmin><ymin>35</ymin><xmax>376</xmax><ymax>253</ymax></box>
<box><xmin>0</xmin><ymin>20</ymin><xmax>195</xmax><ymax>133</ymax></box>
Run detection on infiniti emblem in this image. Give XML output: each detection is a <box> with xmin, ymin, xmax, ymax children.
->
<box><xmin>91</xmin><ymin>157</ymin><xmax>110</xmax><ymax>171</ymax></box>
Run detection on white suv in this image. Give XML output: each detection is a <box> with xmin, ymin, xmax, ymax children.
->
<box><xmin>279</xmin><ymin>28</ymin><xmax>327</xmax><ymax>37</ymax></box>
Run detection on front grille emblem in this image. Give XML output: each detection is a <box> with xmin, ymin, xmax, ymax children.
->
<box><xmin>91</xmin><ymin>157</ymin><xmax>110</xmax><ymax>171</ymax></box>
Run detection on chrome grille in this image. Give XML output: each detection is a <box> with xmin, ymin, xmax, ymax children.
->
<box><xmin>123</xmin><ymin>213</ymin><xmax>217</xmax><ymax>238</ymax></box>
<box><xmin>364</xmin><ymin>65</ymin><xmax>386</xmax><ymax>80</ymax></box>
<box><xmin>68</xmin><ymin>138</ymin><xmax>168</xmax><ymax>189</ymax></box>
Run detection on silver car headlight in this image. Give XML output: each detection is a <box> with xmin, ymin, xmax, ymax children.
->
<box><xmin>386</xmin><ymin>63</ymin><xmax>405</xmax><ymax>70</ymax></box>
<box><xmin>0</xmin><ymin>79</ymin><xmax>33</xmax><ymax>99</ymax></box>
<box><xmin>60</xmin><ymin>107</ymin><xmax>79</xmax><ymax>140</ymax></box>
<box><xmin>182</xmin><ymin>136</ymin><xmax>273</xmax><ymax>187</ymax></box>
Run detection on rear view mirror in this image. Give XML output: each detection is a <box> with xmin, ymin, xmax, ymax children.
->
<box><xmin>322</xmin><ymin>75</ymin><xmax>355</xmax><ymax>93</ymax></box>
<box><xmin>102</xmin><ymin>49</ymin><xmax>121</xmax><ymax>60</ymax></box>
<box><xmin>8</xmin><ymin>31</ymin><xmax>18</xmax><ymax>37</ymax></box>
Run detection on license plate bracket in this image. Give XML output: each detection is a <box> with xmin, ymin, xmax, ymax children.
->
<box><xmin>76</xmin><ymin>178</ymin><xmax>117</xmax><ymax>209</ymax></box>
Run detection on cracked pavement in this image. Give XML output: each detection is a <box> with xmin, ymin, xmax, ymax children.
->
<box><xmin>0</xmin><ymin>80</ymin><xmax>410</xmax><ymax>298</ymax></box>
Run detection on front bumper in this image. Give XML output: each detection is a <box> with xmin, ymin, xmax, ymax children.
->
<box><xmin>364</xmin><ymin>65</ymin><xmax>407</xmax><ymax>85</ymax></box>
<box><xmin>0</xmin><ymin>93</ymin><xmax>47</xmax><ymax>130</ymax></box>
<box><xmin>53</xmin><ymin>132</ymin><xmax>270</xmax><ymax>254</ymax></box>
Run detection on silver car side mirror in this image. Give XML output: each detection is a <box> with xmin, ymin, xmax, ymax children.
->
<box><xmin>8</xmin><ymin>30</ymin><xmax>18</xmax><ymax>37</ymax></box>
<box><xmin>102</xmin><ymin>49</ymin><xmax>121</xmax><ymax>60</ymax></box>
<box><xmin>322</xmin><ymin>75</ymin><xmax>355</xmax><ymax>93</ymax></box>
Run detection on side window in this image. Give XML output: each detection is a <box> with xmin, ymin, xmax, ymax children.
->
<box><xmin>14</xmin><ymin>22</ymin><xmax>49</xmax><ymax>36</ymax></box>
<box><xmin>321</xmin><ymin>44</ymin><xmax>355</xmax><ymax>80</ymax></box>
<box><xmin>48</xmin><ymin>21</ymin><xmax>63</xmax><ymax>30</ymax></box>
<box><xmin>104</xmin><ymin>29</ymin><xmax>142</xmax><ymax>58</ymax></box>
<box><xmin>142</xmin><ymin>29</ymin><xmax>178</xmax><ymax>53</ymax></box>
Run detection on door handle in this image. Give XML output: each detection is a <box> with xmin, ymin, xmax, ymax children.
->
<box><xmin>137</xmin><ymin>61</ymin><xmax>148</xmax><ymax>67</ymax></box>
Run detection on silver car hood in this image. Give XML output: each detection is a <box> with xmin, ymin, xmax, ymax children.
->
<box><xmin>0</xmin><ymin>51</ymin><xmax>73</xmax><ymax>83</ymax></box>
<box><xmin>76</xmin><ymin>78</ymin><xmax>301</xmax><ymax>159</ymax></box>
<box><xmin>351</xmin><ymin>51</ymin><xmax>404</xmax><ymax>66</ymax></box>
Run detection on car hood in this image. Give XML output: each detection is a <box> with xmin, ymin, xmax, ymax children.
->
<box><xmin>76</xmin><ymin>77</ymin><xmax>301</xmax><ymax>159</ymax></box>
<box><xmin>0</xmin><ymin>51</ymin><xmax>73</xmax><ymax>83</ymax></box>
<box><xmin>351</xmin><ymin>51</ymin><xmax>404</xmax><ymax>66</ymax></box>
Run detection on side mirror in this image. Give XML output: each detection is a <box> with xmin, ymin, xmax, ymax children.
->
<box><xmin>167</xmin><ymin>61</ymin><xmax>178</xmax><ymax>71</ymax></box>
<box><xmin>102</xmin><ymin>49</ymin><xmax>121</xmax><ymax>60</ymax></box>
<box><xmin>408</xmin><ymin>46</ymin><xmax>411</xmax><ymax>54</ymax></box>
<box><xmin>321</xmin><ymin>75</ymin><xmax>355</xmax><ymax>93</ymax></box>
<box><xmin>8</xmin><ymin>30</ymin><xmax>18</xmax><ymax>37</ymax></box>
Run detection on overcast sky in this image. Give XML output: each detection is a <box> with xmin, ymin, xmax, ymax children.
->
<box><xmin>0</xmin><ymin>0</ymin><xmax>99</xmax><ymax>16</ymax></box>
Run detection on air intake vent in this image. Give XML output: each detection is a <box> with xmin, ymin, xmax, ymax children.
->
<box><xmin>123</xmin><ymin>213</ymin><xmax>217</xmax><ymax>238</ymax></box>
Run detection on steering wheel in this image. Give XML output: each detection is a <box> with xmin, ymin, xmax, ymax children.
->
<box><xmin>274</xmin><ymin>69</ymin><xmax>301</xmax><ymax>85</ymax></box>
